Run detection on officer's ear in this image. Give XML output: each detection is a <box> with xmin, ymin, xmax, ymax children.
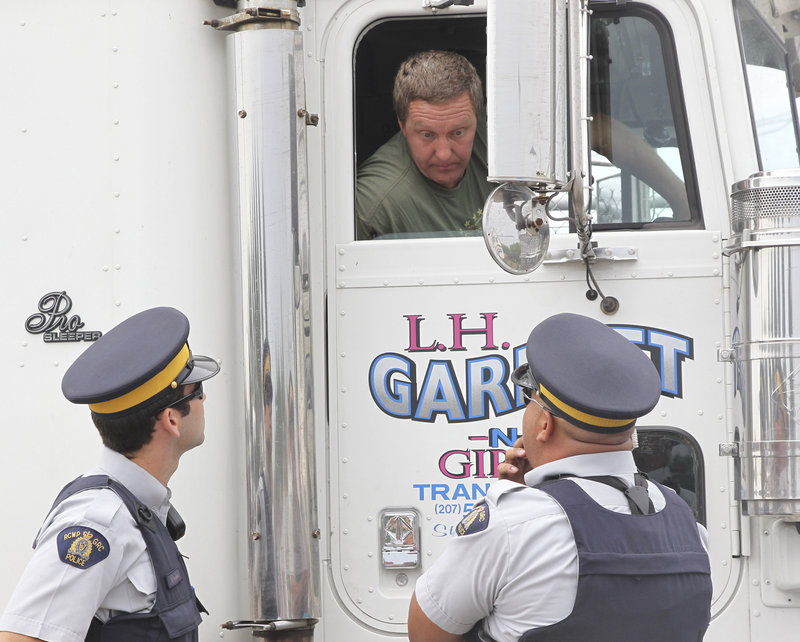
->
<box><xmin>154</xmin><ymin>407</ymin><xmax>182</xmax><ymax>439</ymax></box>
<box><xmin>535</xmin><ymin>410</ymin><xmax>555</xmax><ymax>443</ymax></box>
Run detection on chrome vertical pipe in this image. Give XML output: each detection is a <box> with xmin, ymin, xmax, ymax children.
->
<box><xmin>220</xmin><ymin>2</ymin><xmax>319</xmax><ymax>636</ymax></box>
<box><xmin>729</xmin><ymin>169</ymin><xmax>800</xmax><ymax>517</ymax></box>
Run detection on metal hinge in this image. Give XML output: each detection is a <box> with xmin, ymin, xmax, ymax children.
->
<box><xmin>543</xmin><ymin>246</ymin><xmax>637</xmax><ymax>264</ymax></box>
<box><xmin>297</xmin><ymin>108</ymin><xmax>319</xmax><ymax>127</ymax></box>
<box><xmin>204</xmin><ymin>7</ymin><xmax>300</xmax><ymax>31</ymax></box>
<box><xmin>213</xmin><ymin>0</ymin><xmax>306</xmax><ymax>5</ymax></box>
<box><xmin>422</xmin><ymin>0</ymin><xmax>475</xmax><ymax>9</ymax></box>
<box><xmin>717</xmin><ymin>348</ymin><xmax>735</xmax><ymax>362</ymax></box>
<box><xmin>221</xmin><ymin>618</ymin><xmax>318</xmax><ymax>634</ymax></box>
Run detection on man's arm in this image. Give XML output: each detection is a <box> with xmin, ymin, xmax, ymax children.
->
<box><xmin>407</xmin><ymin>593</ymin><xmax>464</xmax><ymax>642</ymax></box>
<box><xmin>0</xmin><ymin>633</ymin><xmax>43</xmax><ymax>642</ymax></box>
<box><xmin>591</xmin><ymin>112</ymin><xmax>691</xmax><ymax>220</ymax></box>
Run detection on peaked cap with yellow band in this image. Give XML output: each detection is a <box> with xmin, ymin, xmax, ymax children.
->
<box><xmin>511</xmin><ymin>313</ymin><xmax>661</xmax><ymax>433</ymax></box>
<box><xmin>61</xmin><ymin>307</ymin><xmax>220</xmax><ymax>415</ymax></box>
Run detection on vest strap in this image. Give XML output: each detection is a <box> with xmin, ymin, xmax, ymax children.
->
<box><xmin>542</xmin><ymin>473</ymin><xmax>655</xmax><ymax>515</ymax></box>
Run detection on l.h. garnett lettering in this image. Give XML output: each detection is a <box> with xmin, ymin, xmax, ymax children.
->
<box><xmin>368</xmin><ymin>314</ymin><xmax>695</xmax><ymax>422</ymax></box>
<box><xmin>406</xmin><ymin>313</ymin><xmax>499</xmax><ymax>352</ymax></box>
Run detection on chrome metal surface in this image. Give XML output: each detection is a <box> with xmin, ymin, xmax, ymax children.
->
<box><xmin>543</xmin><ymin>246</ymin><xmax>637</xmax><ymax>264</ymax></box>
<box><xmin>717</xmin><ymin>348</ymin><xmax>735</xmax><ymax>362</ymax></box>
<box><xmin>731</xmin><ymin>168</ymin><xmax>800</xmax><ymax>195</ymax></box>
<box><xmin>423</xmin><ymin>0</ymin><xmax>475</xmax><ymax>7</ymax></box>
<box><xmin>724</xmin><ymin>227</ymin><xmax>800</xmax><ymax>254</ymax></box>
<box><xmin>567</xmin><ymin>0</ymin><xmax>593</xmax><ymax>236</ymax></box>
<box><xmin>730</xmin><ymin>170</ymin><xmax>800</xmax><ymax>234</ymax></box>
<box><xmin>205</xmin><ymin>7</ymin><xmax>300</xmax><ymax>31</ymax></box>
<box><xmin>482</xmin><ymin>183</ymin><xmax>551</xmax><ymax>274</ymax></box>
<box><xmin>729</xmin><ymin>170</ymin><xmax>800</xmax><ymax>516</ymax></box>
<box><xmin>487</xmin><ymin>0</ymin><xmax>567</xmax><ymax>188</ymax></box>
<box><xmin>381</xmin><ymin>510</ymin><xmax>420</xmax><ymax>569</ymax></box>
<box><xmin>229</xmin><ymin>25</ymin><xmax>319</xmax><ymax>622</ymax></box>
<box><xmin>222</xmin><ymin>618</ymin><xmax>318</xmax><ymax>632</ymax></box>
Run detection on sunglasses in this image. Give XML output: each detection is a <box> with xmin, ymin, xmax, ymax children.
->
<box><xmin>162</xmin><ymin>382</ymin><xmax>204</xmax><ymax>411</ymax></box>
<box><xmin>522</xmin><ymin>386</ymin><xmax>549</xmax><ymax>413</ymax></box>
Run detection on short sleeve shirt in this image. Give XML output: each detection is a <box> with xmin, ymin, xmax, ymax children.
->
<box><xmin>356</xmin><ymin>123</ymin><xmax>493</xmax><ymax>239</ymax></box>
<box><xmin>0</xmin><ymin>447</ymin><xmax>172</xmax><ymax>642</ymax></box>
<box><xmin>414</xmin><ymin>451</ymin><xmax>706</xmax><ymax>642</ymax></box>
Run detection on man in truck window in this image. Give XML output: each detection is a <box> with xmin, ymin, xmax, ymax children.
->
<box><xmin>408</xmin><ymin>313</ymin><xmax>712</xmax><ymax>642</ymax></box>
<box><xmin>356</xmin><ymin>50</ymin><xmax>494</xmax><ymax>240</ymax></box>
<box><xmin>0</xmin><ymin>307</ymin><xmax>220</xmax><ymax>642</ymax></box>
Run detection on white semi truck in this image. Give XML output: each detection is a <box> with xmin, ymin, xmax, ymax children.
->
<box><xmin>2</xmin><ymin>0</ymin><xmax>800</xmax><ymax>640</ymax></box>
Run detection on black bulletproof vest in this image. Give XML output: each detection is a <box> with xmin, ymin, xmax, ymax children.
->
<box><xmin>44</xmin><ymin>475</ymin><xmax>203</xmax><ymax>641</ymax></box>
<box><xmin>519</xmin><ymin>478</ymin><xmax>712</xmax><ymax>642</ymax></box>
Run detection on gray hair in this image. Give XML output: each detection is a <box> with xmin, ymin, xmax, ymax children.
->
<box><xmin>393</xmin><ymin>50</ymin><xmax>483</xmax><ymax>123</ymax></box>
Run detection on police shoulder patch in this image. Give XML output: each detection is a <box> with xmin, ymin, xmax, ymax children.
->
<box><xmin>56</xmin><ymin>526</ymin><xmax>110</xmax><ymax>569</ymax></box>
<box><xmin>456</xmin><ymin>503</ymin><xmax>490</xmax><ymax>536</ymax></box>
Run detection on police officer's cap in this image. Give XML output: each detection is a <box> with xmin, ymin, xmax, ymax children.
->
<box><xmin>511</xmin><ymin>313</ymin><xmax>661</xmax><ymax>433</ymax></box>
<box><xmin>62</xmin><ymin>307</ymin><xmax>220</xmax><ymax>415</ymax></box>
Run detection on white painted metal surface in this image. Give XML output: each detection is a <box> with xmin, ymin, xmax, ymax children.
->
<box><xmin>0</xmin><ymin>2</ymin><xmax>249</xmax><ymax>641</ymax></box>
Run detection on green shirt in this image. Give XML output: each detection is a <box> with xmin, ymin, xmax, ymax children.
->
<box><xmin>356</xmin><ymin>126</ymin><xmax>493</xmax><ymax>240</ymax></box>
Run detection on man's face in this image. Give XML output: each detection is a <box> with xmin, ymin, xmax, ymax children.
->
<box><xmin>398</xmin><ymin>91</ymin><xmax>477</xmax><ymax>189</ymax></box>
<box><xmin>177</xmin><ymin>383</ymin><xmax>206</xmax><ymax>453</ymax></box>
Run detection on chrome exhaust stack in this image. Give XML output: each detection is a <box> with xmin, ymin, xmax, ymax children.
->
<box><xmin>210</xmin><ymin>1</ymin><xmax>320</xmax><ymax>638</ymax></box>
<box><xmin>727</xmin><ymin>169</ymin><xmax>800</xmax><ymax>518</ymax></box>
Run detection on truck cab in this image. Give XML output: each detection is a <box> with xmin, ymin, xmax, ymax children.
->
<box><xmin>2</xmin><ymin>1</ymin><xmax>800</xmax><ymax>640</ymax></box>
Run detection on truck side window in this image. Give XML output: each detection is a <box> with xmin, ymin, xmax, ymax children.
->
<box><xmin>735</xmin><ymin>0</ymin><xmax>800</xmax><ymax>171</ymax></box>
<box><xmin>353</xmin><ymin>16</ymin><xmax>487</xmax><ymax>240</ymax></box>
<box><xmin>634</xmin><ymin>428</ymin><xmax>706</xmax><ymax>525</ymax></box>
<box><xmin>353</xmin><ymin>7</ymin><xmax>699</xmax><ymax>238</ymax></box>
<box><xmin>586</xmin><ymin>6</ymin><xmax>700</xmax><ymax>228</ymax></box>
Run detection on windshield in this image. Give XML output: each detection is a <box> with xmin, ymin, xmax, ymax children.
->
<box><xmin>548</xmin><ymin>5</ymin><xmax>700</xmax><ymax>231</ymax></box>
<box><xmin>736</xmin><ymin>0</ymin><xmax>800</xmax><ymax>170</ymax></box>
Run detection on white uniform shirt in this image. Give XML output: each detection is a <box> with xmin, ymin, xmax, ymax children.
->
<box><xmin>414</xmin><ymin>451</ymin><xmax>708</xmax><ymax>642</ymax></box>
<box><xmin>0</xmin><ymin>447</ymin><xmax>171</xmax><ymax>642</ymax></box>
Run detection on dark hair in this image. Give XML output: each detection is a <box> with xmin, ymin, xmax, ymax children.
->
<box><xmin>91</xmin><ymin>385</ymin><xmax>192</xmax><ymax>455</ymax></box>
<box><xmin>393</xmin><ymin>50</ymin><xmax>483</xmax><ymax>123</ymax></box>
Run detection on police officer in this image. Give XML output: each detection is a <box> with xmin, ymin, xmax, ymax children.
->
<box><xmin>0</xmin><ymin>307</ymin><xmax>220</xmax><ymax>642</ymax></box>
<box><xmin>408</xmin><ymin>312</ymin><xmax>712</xmax><ymax>642</ymax></box>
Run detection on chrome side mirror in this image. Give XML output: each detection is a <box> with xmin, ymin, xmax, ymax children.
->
<box><xmin>482</xmin><ymin>183</ymin><xmax>551</xmax><ymax>274</ymax></box>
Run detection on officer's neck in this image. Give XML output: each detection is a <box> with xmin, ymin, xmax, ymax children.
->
<box><xmin>126</xmin><ymin>419</ymin><xmax>182</xmax><ymax>487</ymax></box>
<box><xmin>127</xmin><ymin>447</ymin><xmax>178</xmax><ymax>487</ymax></box>
<box><xmin>125</xmin><ymin>405</ymin><xmax>186</xmax><ymax>486</ymax></box>
<box><xmin>535</xmin><ymin>427</ymin><xmax>633</xmax><ymax>468</ymax></box>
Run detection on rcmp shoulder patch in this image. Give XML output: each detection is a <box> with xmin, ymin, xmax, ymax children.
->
<box><xmin>56</xmin><ymin>526</ymin><xmax>110</xmax><ymax>569</ymax></box>
<box><xmin>456</xmin><ymin>503</ymin><xmax>490</xmax><ymax>536</ymax></box>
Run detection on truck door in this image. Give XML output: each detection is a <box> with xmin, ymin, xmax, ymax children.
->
<box><xmin>320</xmin><ymin>0</ymin><xmax>738</xmax><ymax>637</ymax></box>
